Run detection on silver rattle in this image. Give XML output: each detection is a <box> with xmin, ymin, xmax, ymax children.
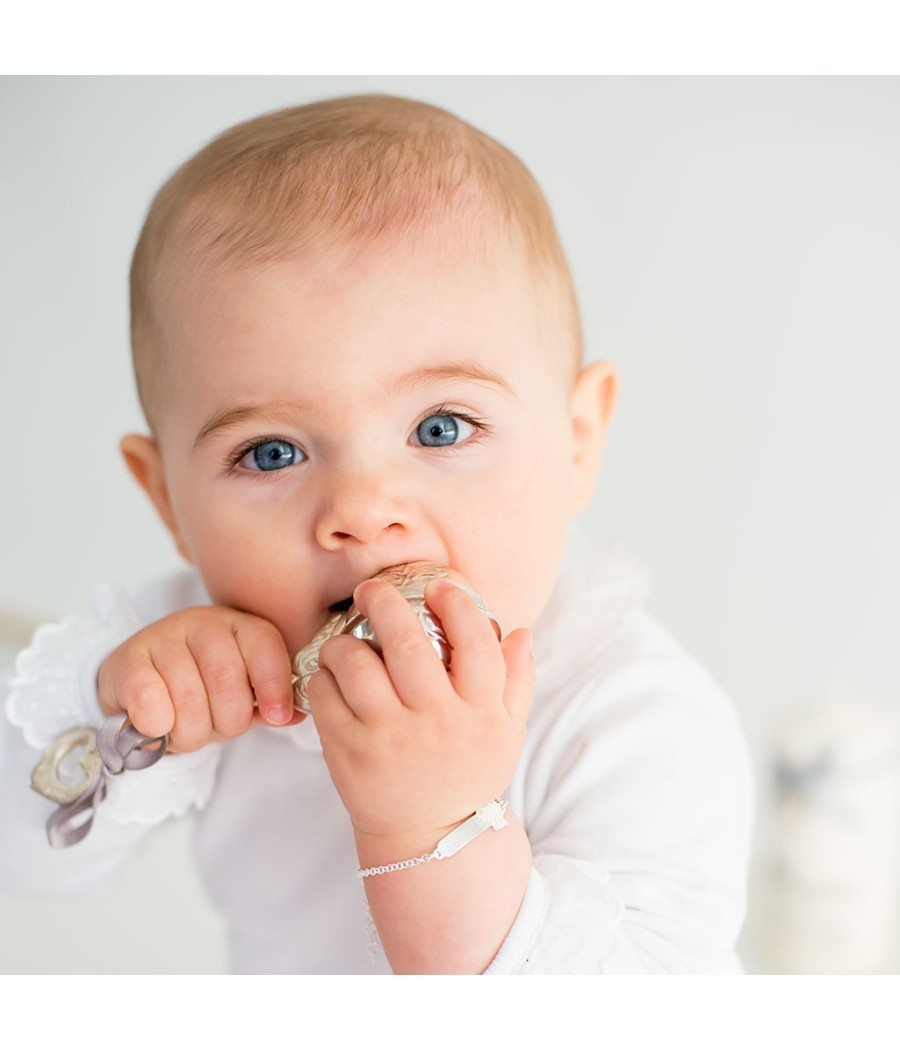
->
<box><xmin>291</xmin><ymin>561</ymin><xmax>499</xmax><ymax>712</ymax></box>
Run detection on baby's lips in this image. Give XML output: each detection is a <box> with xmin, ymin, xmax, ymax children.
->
<box><xmin>291</xmin><ymin>561</ymin><xmax>499</xmax><ymax>713</ymax></box>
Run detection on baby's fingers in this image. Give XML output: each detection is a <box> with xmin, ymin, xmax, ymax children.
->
<box><xmin>424</xmin><ymin>578</ymin><xmax>505</xmax><ymax>703</ymax></box>
<box><xmin>98</xmin><ymin>653</ymin><xmax>177</xmax><ymax>742</ymax></box>
<box><xmin>233</xmin><ymin>617</ymin><xmax>298</xmax><ymax>727</ymax></box>
<box><xmin>500</xmin><ymin>628</ymin><xmax>534</xmax><ymax>722</ymax></box>
<box><xmin>187</xmin><ymin>624</ymin><xmax>253</xmax><ymax>741</ymax></box>
<box><xmin>96</xmin><ymin>607</ymin><xmax>300</xmax><ymax>753</ymax></box>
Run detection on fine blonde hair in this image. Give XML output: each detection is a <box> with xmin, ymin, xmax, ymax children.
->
<box><xmin>130</xmin><ymin>94</ymin><xmax>582</xmax><ymax>428</ymax></box>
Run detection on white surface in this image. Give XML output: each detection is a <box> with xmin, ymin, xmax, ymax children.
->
<box><xmin>2</xmin><ymin>76</ymin><xmax>899</xmax><ymax>973</ymax></box>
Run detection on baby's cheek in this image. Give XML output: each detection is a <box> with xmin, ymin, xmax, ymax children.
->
<box><xmin>489</xmin><ymin>532</ymin><xmax>568</xmax><ymax>632</ymax></box>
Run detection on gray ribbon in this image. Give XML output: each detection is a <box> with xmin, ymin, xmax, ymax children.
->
<box><xmin>45</xmin><ymin>714</ymin><xmax>168</xmax><ymax>848</ymax></box>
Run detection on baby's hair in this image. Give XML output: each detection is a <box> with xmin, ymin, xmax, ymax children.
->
<box><xmin>130</xmin><ymin>94</ymin><xmax>582</xmax><ymax>429</ymax></box>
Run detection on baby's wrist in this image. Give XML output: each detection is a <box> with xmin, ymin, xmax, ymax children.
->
<box><xmin>353</xmin><ymin>821</ymin><xmax>461</xmax><ymax>869</ymax></box>
<box><xmin>352</xmin><ymin>802</ymin><xmax>511</xmax><ymax>871</ymax></box>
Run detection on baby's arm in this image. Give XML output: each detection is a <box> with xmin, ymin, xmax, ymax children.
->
<box><xmin>310</xmin><ymin>577</ymin><xmax>534</xmax><ymax>974</ymax></box>
<box><xmin>97</xmin><ymin>606</ymin><xmax>301</xmax><ymax>751</ymax></box>
<box><xmin>312</xmin><ymin>580</ymin><xmax>752</xmax><ymax>975</ymax></box>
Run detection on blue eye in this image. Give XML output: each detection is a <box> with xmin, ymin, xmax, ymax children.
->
<box><xmin>241</xmin><ymin>439</ymin><xmax>304</xmax><ymax>472</ymax></box>
<box><xmin>414</xmin><ymin>413</ymin><xmax>476</xmax><ymax>448</ymax></box>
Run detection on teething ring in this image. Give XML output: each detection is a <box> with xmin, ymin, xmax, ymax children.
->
<box><xmin>31</xmin><ymin>727</ymin><xmax>103</xmax><ymax>806</ymax></box>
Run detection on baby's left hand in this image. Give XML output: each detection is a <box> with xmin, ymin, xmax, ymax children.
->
<box><xmin>308</xmin><ymin>576</ymin><xmax>533</xmax><ymax>855</ymax></box>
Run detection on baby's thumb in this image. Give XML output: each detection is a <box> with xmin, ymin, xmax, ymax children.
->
<box><xmin>501</xmin><ymin>628</ymin><xmax>534</xmax><ymax>721</ymax></box>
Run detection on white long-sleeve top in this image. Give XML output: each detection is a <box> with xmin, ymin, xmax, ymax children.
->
<box><xmin>1</xmin><ymin>527</ymin><xmax>753</xmax><ymax>973</ymax></box>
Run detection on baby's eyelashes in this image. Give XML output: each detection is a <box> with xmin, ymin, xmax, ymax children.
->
<box><xmin>410</xmin><ymin>408</ymin><xmax>490</xmax><ymax>450</ymax></box>
<box><xmin>227</xmin><ymin>437</ymin><xmax>306</xmax><ymax>473</ymax></box>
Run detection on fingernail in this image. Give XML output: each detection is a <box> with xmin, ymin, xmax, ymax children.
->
<box><xmin>352</xmin><ymin>579</ymin><xmax>371</xmax><ymax>604</ymax></box>
<box><xmin>267</xmin><ymin>704</ymin><xmax>292</xmax><ymax>725</ymax></box>
<box><xmin>429</xmin><ymin>577</ymin><xmax>460</xmax><ymax>597</ymax></box>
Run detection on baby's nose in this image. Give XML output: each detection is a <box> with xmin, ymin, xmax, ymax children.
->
<box><xmin>314</xmin><ymin>469</ymin><xmax>420</xmax><ymax>550</ymax></box>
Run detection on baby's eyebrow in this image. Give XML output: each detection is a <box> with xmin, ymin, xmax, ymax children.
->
<box><xmin>193</xmin><ymin>360</ymin><xmax>514</xmax><ymax>449</ymax></box>
<box><xmin>193</xmin><ymin>404</ymin><xmax>304</xmax><ymax>449</ymax></box>
<box><xmin>391</xmin><ymin>361</ymin><xmax>514</xmax><ymax>397</ymax></box>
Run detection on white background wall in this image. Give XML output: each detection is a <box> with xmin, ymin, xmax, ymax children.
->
<box><xmin>1</xmin><ymin>76</ymin><xmax>898</xmax><ymax>973</ymax></box>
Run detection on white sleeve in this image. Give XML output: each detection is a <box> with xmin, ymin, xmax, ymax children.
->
<box><xmin>486</xmin><ymin>643</ymin><xmax>754</xmax><ymax>975</ymax></box>
<box><xmin>1</xmin><ymin>575</ymin><xmax>220</xmax><ymax>895</ymax></box>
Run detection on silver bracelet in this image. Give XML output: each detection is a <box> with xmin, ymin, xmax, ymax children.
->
<box><xmin>357</xmin><ymin>799</ymin><xmax>510</xmax><ymax>878</ymax></box>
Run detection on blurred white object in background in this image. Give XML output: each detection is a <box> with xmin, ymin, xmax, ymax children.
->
<box><xmin>757</xmin><ymin>688</ymin><xmax>900</xmax><ymax>973</ymax></box>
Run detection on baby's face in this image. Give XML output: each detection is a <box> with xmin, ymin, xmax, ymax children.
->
<box><xmin>139</xmin><ymin>233</ymin><xmax>611</xmax><ymax>654</ymax></box>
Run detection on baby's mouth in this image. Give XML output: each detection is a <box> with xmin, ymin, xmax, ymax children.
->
<box><xmin>322</xmin><ymin>560</ymin><xmax>447</xmax><ymax>627</ymax></box>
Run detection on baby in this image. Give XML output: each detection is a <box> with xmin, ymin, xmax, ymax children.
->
<box><xmin>2</xmin><ymin>95</ymin><xmax>752</xmax><ymax>974</ymax></box>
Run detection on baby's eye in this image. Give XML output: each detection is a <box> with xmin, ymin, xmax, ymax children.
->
<box><xmin>413</xmin><ymin>413</ymin><xmax>477</xmax><ymax>448</ymax></box>
<box><xmin>238</xmin><ymin>439</ymin><xmax>305</xmax><ymax>472</ymax></box>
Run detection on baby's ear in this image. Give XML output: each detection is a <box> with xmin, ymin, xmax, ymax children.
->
<box><xmin>120</xmin><ymin>434</ymin><xmax>194</xmax><ymax>564</ymax></box>
<box><xmin>568</xmin><ymin>360</ymin><xmax>618</xmax><ymax>514</ymax></box>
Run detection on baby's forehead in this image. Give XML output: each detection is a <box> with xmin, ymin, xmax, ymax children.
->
<box><xmin>159</xmin><ymin>235</ymin><xmax>570</xmax><ymax>391</ymax></box>
<box><xmin>142</xmin><ymin>216</ymin><xmax>579</xmax><ymax>437</ymax></box>
<box><xmin>164</xmin><ymin>216</ymin><xmax>539</xmax><ymax>323</ymax></box>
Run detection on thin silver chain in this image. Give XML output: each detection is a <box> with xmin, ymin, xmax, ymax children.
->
<box><xmin>358</xmin><ymin>850</ymin><xmax>440</xmax><ymax>878</ymax></box>
<box><xmin>356</xmin><ymin>799</ymin><xmax>509</xmax><ymax>879</ymax></box>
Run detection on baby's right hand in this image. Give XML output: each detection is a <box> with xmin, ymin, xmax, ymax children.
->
<box><xmin>97</xmin><ymin>607</ymin><xmax>302</xmax><ymax>752</ymax></box>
